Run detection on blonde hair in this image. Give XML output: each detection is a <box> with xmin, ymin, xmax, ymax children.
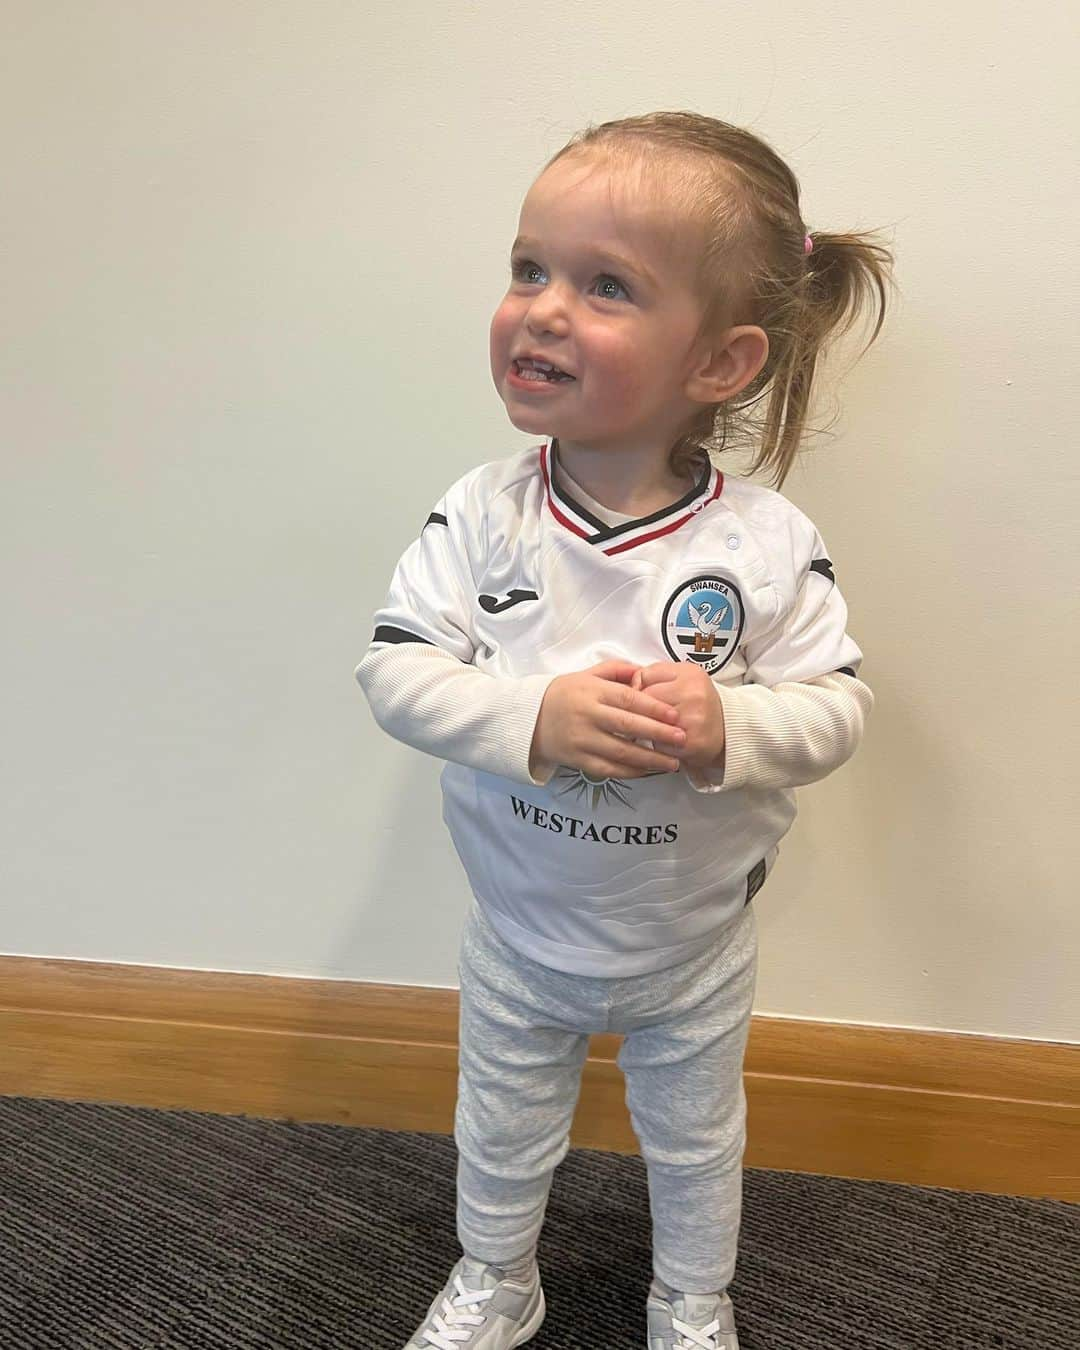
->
<box><xmin>544</xmin><ymin>111</ymin><xmax>896</xmax><ymax>489</ymax></box>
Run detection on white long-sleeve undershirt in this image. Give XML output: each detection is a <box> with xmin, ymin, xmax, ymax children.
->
<box><xmin>355</xmin><ymin>642</ymin><xmax>873</xmax><ymax>795</ymax></box>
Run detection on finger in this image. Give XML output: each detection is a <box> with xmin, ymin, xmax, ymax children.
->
<box><xmin>637</xmin><ymin>662</ymin><xmax>681</xmax><ymax>690</ymax></box>
<box><xmin>581</xmin><ymin>756</ymin><xmax>679</xmax><ymax>781</ymax></box>
<box><xmin>589</xmin><ymin>660</ymin><xmax>641</xmax><ymax>685</ymax></box>
<box><xmin>596</xmin><ymin>708</ymin><xmax>686</xmax><ymax>749</ymax></box>
<box><xmin>590</xmin><ymin>765</ymin><xmax>668</xmax><ymax>781</ymax></box>
<box><xmin>596</xmin><ymin>737</ymin><xmax>682</xmax><ymax>775</ymax></box>
<box><xmin>631</xmin><ymin>669</ymin><xmax>643</xmax><ymax>692</ymax></box>
<box><xmin>601</xmin><ymin>683</ymin><xmax>682</xmax><ymax>723</ymax></box>
<box><xmin>581</xmin><ymin>757</ymin><xmax>658</xmax><ymax>781</ymax></box>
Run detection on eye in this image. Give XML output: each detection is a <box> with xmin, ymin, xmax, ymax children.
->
<box><xmin>593</xmin><ymin>274</ymin><xmax>630</xmax><ymax>301</ymax></box>
<box><xmin>511</xmin><ymin>257</ymin><xmax>546</xmax><ymax>285</ymax></box>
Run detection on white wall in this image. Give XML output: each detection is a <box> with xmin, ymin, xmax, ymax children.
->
<box><xmin>3</xmin><ymin>1</ymin><xmax>1077</xmax><ymax>1042</ymax></box>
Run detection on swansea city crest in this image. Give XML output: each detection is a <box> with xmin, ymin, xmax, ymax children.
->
<box><xmin>661</xmin><ymin>574</ymin><xmax>744</xmax><ymax>675</ymax></box>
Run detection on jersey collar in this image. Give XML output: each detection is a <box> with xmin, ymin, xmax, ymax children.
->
<box><xmin>540</xmin><ymin>440</ymin><xmax>723</xmax><ymax>556</ymax></box>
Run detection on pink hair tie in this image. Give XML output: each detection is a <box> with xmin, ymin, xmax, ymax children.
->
<box><xmin>804</xmin><ymin>233</ymin><xmax>814</xmax><ymax>255</ymax></box>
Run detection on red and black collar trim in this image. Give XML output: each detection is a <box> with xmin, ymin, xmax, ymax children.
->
<box><xmin>539</xmin><ymin>440</ymin><xmax>723</xmax><ymax>556</ymax></box>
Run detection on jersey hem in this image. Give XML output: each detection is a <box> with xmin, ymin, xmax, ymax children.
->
<box><xmin>473</xmin><ymin>892</ymin><xmax>755</xmax><ymax>978</ymax></box>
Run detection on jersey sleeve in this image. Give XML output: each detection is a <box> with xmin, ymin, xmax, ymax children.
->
<box><xmin>688</xmin><ymin>509</ymin><xmax>874</xmax><ymax>794</ymax></box>
<box><xmin>355</xmin><ymin>470</ymin><xmax>556</xmax><ymax>784</ymax></box>
<box><xmin>365</xmin><ymin>478</ymin><xmax>481</xmax><ymax>662</ymax></box>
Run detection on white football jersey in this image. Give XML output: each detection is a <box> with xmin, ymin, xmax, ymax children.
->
<box><xmin>360</xmin><ymin>440</ymin><xmax>869</xmax><ymax>976</ymax></box>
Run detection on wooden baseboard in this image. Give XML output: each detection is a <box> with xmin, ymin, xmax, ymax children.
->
<box><xmin>0</xmin><ymin>955</ymin><xmax>1075</xmax><ymax>1201</ymax></box>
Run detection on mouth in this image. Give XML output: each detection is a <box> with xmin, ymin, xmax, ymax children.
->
<box><xmin>511</xmin><ymin>357</ymin><xmax>575</xmax><ymax>384</ymax></box>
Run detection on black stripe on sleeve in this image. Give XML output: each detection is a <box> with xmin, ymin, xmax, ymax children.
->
<box><xmin>745</xmin><ymin>857</ymin><xmax>767</xmax><ymax>906</ymax></box>
<box><xmin>372</xmin><ymin>625</ymin><xmax>435</xmax><ymax>646</ymax></box>
<box><xmin>809</xmin><ymin>558</ymin><xmax>836</xmax><ymax>583</ymax></box>
<box><xmin>424</xmin><ymin>512</ymin><xmax>448</xmax><ymax>529</ymax></box>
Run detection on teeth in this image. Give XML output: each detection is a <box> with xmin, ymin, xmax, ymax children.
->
<box><xmin>519</xmin><ymin>358</ymin><xmax>561</xmax><ymax>373</ymax></box>
<box><xmin>515</xmin><ymin>357</ymin><xmax>571</xmax><ymax>381</ymax></box>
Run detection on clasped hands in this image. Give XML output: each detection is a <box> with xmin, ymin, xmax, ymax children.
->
<box><xmin>529</xmin><ymin>659</ymin><xmax>726</xmax><ymax>782</ymax></box>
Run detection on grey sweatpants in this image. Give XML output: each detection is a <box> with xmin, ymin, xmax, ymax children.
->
<box><xmin>454</xmin><ymin>898</ymin><xmax>758</xmax><ymax>1294</ymax></box>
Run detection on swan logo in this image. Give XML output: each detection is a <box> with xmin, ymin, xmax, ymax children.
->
<box><xmin>661</xmin><ymin>575</ymin><xmax>744</xmax><ymax>675</ymax></box>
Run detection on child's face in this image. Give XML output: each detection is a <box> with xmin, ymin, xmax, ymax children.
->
<box><xmin>490</xmin><ymin>153</ymin><xmax>714</xmax><ymax>460</ymax></box>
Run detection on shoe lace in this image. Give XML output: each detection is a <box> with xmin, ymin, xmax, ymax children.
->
<box><xmin>418</xmin><ymin>1273</ymin><xmax>495</xmax><ymax>1349</ymax></box>
<box><xmin>672</xmin><ymin>1313</ymin><xmax>724</xmax><ymax>1350</ymax></box>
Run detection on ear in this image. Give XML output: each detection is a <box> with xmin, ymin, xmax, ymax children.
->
<box><xmin>683</xmin><ymin>325</ymin><xmax>769</xmax><ymax>405</ymax></box>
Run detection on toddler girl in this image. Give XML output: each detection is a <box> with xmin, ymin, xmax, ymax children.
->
<box><xmin>357</xmin><ymin>110</ymin><xmax>894</xmax><ymax>1350</ymax></box>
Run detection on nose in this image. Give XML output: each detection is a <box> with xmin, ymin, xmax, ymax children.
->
<box><xmin>524</xmin><ymin>282</ymin><xmax>571</xmax><ymax>338</ymax></box>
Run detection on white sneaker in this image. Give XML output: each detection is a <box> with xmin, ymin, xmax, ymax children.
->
<box><xmin>404</xmin><ymin>1256</ymin><xmax>546</xmax><ymax>1349</ymax></box>
<box><xmin>646</xmin><ymin>1281</ymin><xmax>740</xmax><ymax>1349</ymax></box>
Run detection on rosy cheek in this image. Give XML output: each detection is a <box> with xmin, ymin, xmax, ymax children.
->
<box><xmin>489</xmin><ymin>302</ymin><xmax>519</xmax><ymax>363</ymax></box>
<box><xmin>586</xmin><ymin>342</ymin><xmax>642</xmax><ymax>401</ymax></box>
<box><xmin>489</xmin><ymin>314</ymin><xmax>510</xmax><ymax>369</ymax></box>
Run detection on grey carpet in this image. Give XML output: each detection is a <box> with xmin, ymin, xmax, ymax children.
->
<box><xmin>0</xmin><ymin>1095</ymin><xmax>1076</xmax><ymax>1349</ymax></box>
